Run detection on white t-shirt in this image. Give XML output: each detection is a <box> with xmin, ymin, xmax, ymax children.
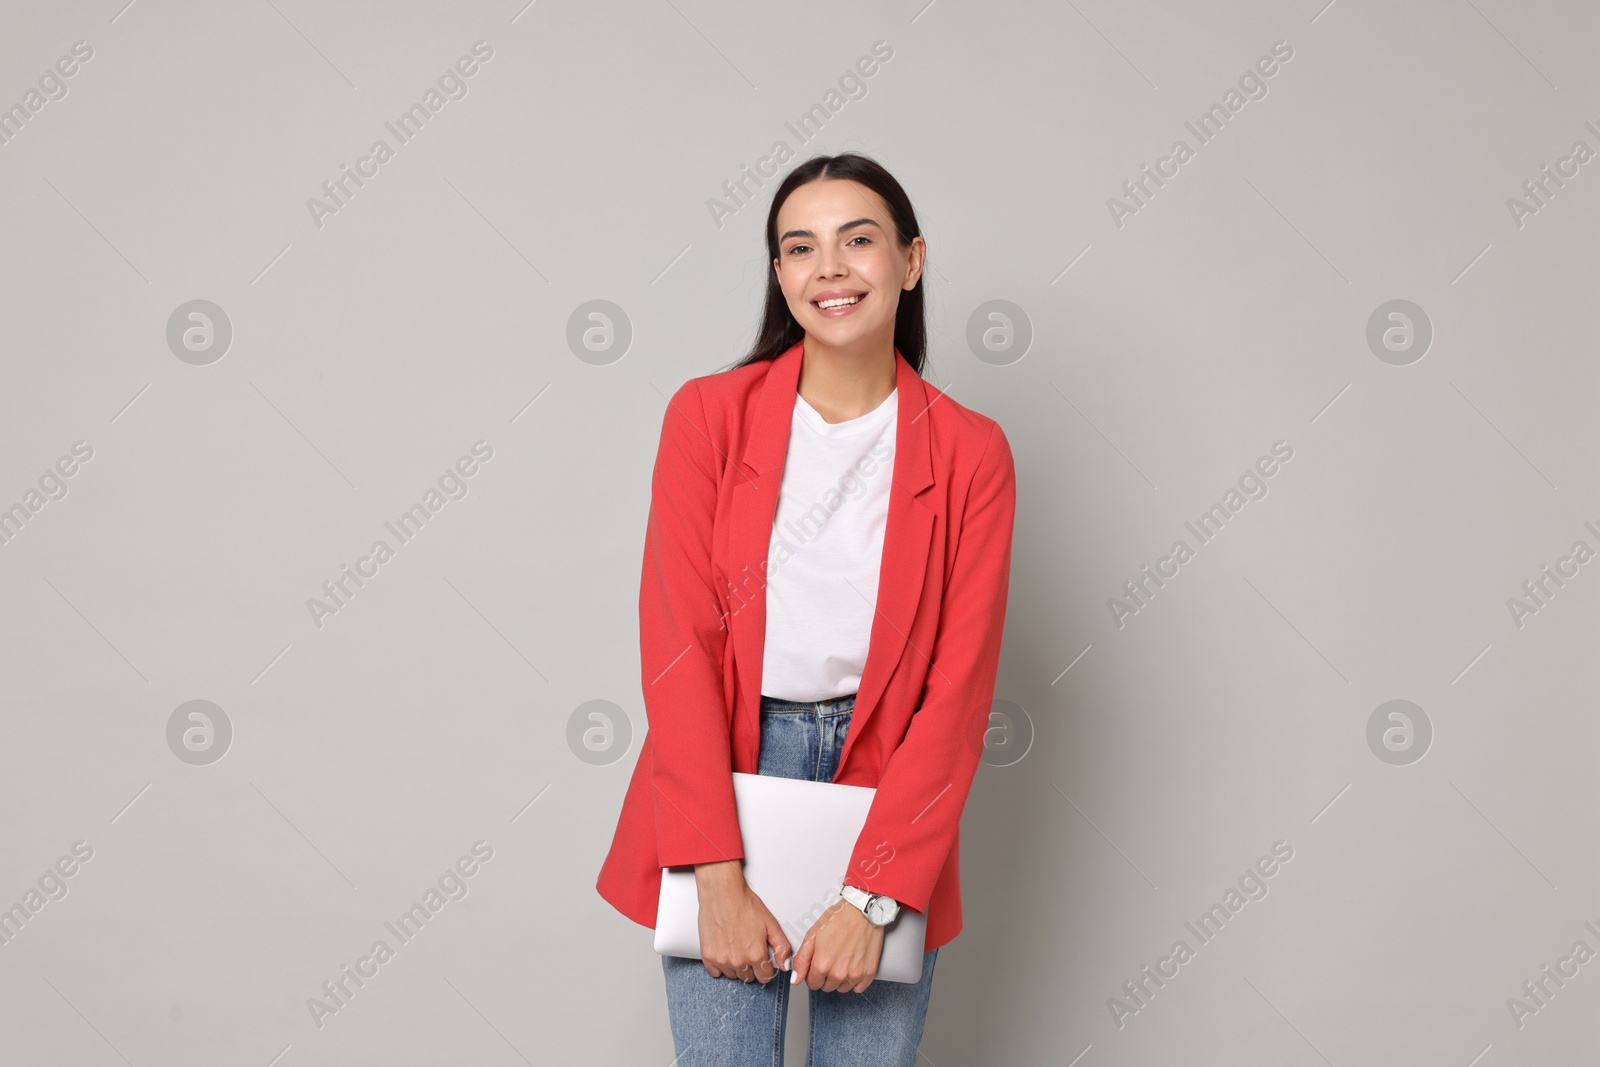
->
<box><xmin>760</xmin><ymin>386</ymin><xmax>898</xmax><ymax>702</ymax></box>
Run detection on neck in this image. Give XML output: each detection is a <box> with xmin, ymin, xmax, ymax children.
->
<box><xmin>797</xmin><ymin>337</ymin><xmax>897</xmax><ymax>424</ymax></box>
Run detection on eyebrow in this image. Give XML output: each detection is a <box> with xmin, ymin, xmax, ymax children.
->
<box><xmin>779</xmin><ymin>217</ymin><xmax>882</xmax><ymax>243</ymax></box>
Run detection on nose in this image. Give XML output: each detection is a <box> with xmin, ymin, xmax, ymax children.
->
<box><xmin>815</xmin><ymin>247</ymin><xmax>846</xmax><ymax>278</ymax></box>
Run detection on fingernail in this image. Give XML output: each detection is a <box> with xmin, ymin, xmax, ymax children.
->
<box><xmin>790</xmin><ymin>970</ymin><xmax>799</xmax><ymax>984</ymax></box>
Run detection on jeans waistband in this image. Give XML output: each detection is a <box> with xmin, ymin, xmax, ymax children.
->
<box><xmin>759</xmin><ymin>692</ymin><xmax>856</xmax><ymax>717</ymax></box>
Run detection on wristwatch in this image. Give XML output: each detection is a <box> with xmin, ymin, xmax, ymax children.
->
<box><xmin>840</xmin><ymin>884</ymin><xmax>900</xmax><ymax>926</ymax></box>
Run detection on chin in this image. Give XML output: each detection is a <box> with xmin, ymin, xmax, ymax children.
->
<box><xmin>812</xmin><ymin>316</ymin><xmax>876</xmax><ymax>336</ymax></box>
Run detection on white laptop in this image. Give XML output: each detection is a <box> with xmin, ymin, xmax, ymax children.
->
<box><xmin>655</xmin><ymin>771</ymin><xmax>928</xmax><ymax>983</ymax></box>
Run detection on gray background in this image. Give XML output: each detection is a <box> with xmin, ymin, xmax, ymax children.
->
<box><xmin>1</xmin><ymin>0</ymin><xmax>1596</xmax><ymax>1064</ymax></box>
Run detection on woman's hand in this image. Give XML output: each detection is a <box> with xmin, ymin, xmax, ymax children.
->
<box><xmin>789</xmin><ymin>898</ymin><xmax>885</xmax><ymax>993</ymax></box>
<box><xmin>694</xmin><ymin>859</ymin><xmax>793</xmax><ymax>983</ymax></box>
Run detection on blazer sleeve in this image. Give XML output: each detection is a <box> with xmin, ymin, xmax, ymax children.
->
<box><xmin>842</xmin><ymin>420</ymin><xmax>1016</xmax><ymax>913</ymax></box>
<box><xmin>641</xmin><ymin>379</ymin><xmax>745</xmax><ymax>868</ymax></box>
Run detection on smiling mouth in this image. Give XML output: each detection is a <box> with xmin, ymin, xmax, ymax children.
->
<box><xmin>813</xmin><ymin>294</ymin><xmax>864</xmax><ymax>309</ymax></box>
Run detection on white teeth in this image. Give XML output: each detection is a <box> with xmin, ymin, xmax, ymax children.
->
<box><xmin>816</xmin><ymin>295</ymin><xmax>861</xmax><ymax>309</ymax></box>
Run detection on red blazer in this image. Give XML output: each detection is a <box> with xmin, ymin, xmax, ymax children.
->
<box><xmin>595</xmin><ymin>339</ymin><xmax>1016</xmax><ymax>952</ymax></box>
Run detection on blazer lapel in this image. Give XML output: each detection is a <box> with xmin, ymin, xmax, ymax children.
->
<box><xmin>727</xmin><ymin>341</ymin><xmax>936</xmax><ymax>772</ymax></box>
<box><xmin>726</xmin><ymin>343</ymin><xmax>800</xmax><ymax>770</ymax></box>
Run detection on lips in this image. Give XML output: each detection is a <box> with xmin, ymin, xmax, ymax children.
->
<box><xmin>812</xmin><ymin>291</ymin><xmax>866</xmax><ymax>313</ymax></box>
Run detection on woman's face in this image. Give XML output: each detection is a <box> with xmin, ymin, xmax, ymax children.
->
<box><xmin>772</xmin><ymin>178</ymin><xmax>924</xmax><ymax>352</ymax></box>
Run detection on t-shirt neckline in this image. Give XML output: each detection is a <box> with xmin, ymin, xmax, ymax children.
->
<box><xmin>793</xmin><ymin>387</ymin><xmax>897</xmax><ymax>437</ymax></box>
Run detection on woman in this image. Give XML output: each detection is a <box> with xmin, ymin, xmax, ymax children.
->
<box><xmin>596</xmin><ymin>152</ymin><xmax>1017</xmax><ymax>1065</ymax></box>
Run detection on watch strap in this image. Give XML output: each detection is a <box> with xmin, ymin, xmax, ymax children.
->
<box><xmin>840</xmin><ymin>884</ymin><xmax>898</xmax><ymax>925</ymax></box>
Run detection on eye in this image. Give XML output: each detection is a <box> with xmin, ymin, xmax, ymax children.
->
<box><xmin>848</xmin><ymin>235</ymin><xmax>870</xmax><ymax>246</ymax></box>
<box><xmin>786</xmin><ymin>243</ymin><xmax>810</xmax><ymax>255</ymax></box>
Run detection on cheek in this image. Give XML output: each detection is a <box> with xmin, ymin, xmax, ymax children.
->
<box><xmin>773</xmin><ymin>266</ymin><xmax>799</xmax><ymax>299</ymax></box>
<box><xmin>861</xmin><ymin>258</ymin><xmax>900</xmax><ymax>293</ymax></box>
<box><xmin>780</xmin><ymin>274</ymin><xmax>812</xmax><ymax>309</ymax></box>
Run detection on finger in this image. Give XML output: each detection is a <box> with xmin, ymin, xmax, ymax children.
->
<box><xmin>767</xmin><ymin>925</ymin><xmax>794</xmax><ymax>972</ymax></box>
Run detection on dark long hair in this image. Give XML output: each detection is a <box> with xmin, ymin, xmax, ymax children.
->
<box><xmin>724</xmin><ymin>153</ymin><xmax>926</xmax><ymax>375</ymax></box>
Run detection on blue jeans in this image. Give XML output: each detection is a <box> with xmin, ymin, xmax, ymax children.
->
<box><xmin>661</xmin><ymin>692</ymin><xmax>940</xmax><ymax>1066</ymax></box>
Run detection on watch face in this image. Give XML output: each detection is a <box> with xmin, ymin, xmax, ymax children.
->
<box><xmin>867</xmin><ymin>897</ymin><xmax>896</xmax><ymax>925</ymax></box>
